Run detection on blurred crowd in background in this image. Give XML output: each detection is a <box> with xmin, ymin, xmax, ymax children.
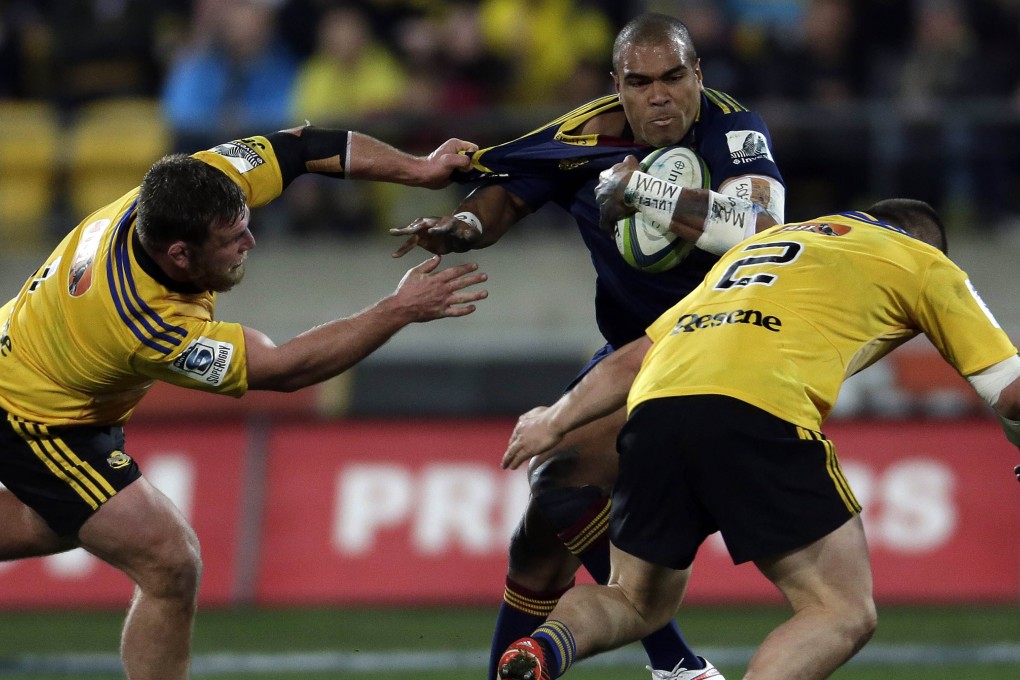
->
<box><xmin>1</xmin><ymin>0</ymin><xmax>1020</xmax><ymax>243</ymax></box>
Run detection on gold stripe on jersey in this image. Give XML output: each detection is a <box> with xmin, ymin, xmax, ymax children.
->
<box><xmin>504</xmin><ymin>586</ymin><xmax>559</xmax><ymax>616</ymax></box>
<box><xmin>562</xmin><ymin>500</ymin><xmax>610</xmax><ymax>556</ymax></box>
<box><xmin>705</xmin><ymin>88</ymin><xmax>748</xmax><ymax>114</ymax></box>
<box><xmin>9</xmin><ymin>416</ymin><xmax>116</xmax><ymax>509</ymax></box>
<box><xmin>797</xmin><ymin>427</ymin><xmax>860</xmax><ymax>513</ymax></box>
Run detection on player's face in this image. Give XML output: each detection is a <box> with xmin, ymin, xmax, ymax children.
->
<box><xmin>187</xmin><ymin>206</ymin><xmax>255</xmax><ymax>292</ymax></box>
<box><xmin>614</xmin><ymin>40</ymin><xmax>703</xmax><ymax>147</ymax></box>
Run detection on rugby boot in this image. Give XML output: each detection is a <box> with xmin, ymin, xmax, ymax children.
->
<box><xmin>647</xmin><ymin>656</ymin><xmax>724</xmax><ymax>680</ymax></box>
<box><xmin>497</xmin><ymin>637</ymin><xmax>549</xmax><ymax>680</ymax></box>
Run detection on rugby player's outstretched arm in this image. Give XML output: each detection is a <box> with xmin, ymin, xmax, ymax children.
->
<box><xmin>501</xmin><ymin>336</ymin><xmax>652</xmax><ymax>471</ymax></box>
<box><xmin>389</xmin><ymin>184</ymin><xmax>530</xmax><ymax>257</ymax></box>
<box><xmin>243</xmin><ymin>257</ymin><xmax>487</xmax><ymax>392</ymax></box>
<box><xmin>270</xmin><ymin>125</ymin><xmax>477</xmax><ymax>190</ymax></box>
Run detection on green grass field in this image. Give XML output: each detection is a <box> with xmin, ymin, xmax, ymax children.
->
<box><xmin>0</xmin><ymin>605</ymin><xmax>1018</xmax><ymax>679</ymax></box>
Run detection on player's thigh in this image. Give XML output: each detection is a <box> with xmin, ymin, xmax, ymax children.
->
<box><xmin>78</xmin><ymin>476</ymin><xmax>200</xmax><ymax>588</ymax></box>
<box><xmin>528</xmin><ymin>406</ymin><xmax>627</xmax><ymax>492</ymax></box>
<box><xmin>0</xmin><ymin>488</ymin><xmax>74</xmax><ymax>559</ymax></box>
<box><xmin>754</xmin><ymin>514</ymin><xmax>873</xmax><ymax>612</ymax></box>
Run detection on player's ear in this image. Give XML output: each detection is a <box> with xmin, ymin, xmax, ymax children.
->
<box><xmin>167</xmin><ymin>241</ymin><xmax>191</xmax><ymax>269</ymax></box>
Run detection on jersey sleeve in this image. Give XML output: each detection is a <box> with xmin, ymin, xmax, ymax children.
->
<box><xmin>915</xmin><ymin>258</ymin><xmax>1017</xmax><ymax>376</ymax></box>
<box><xmin>698</xmin><ymin>110</ymin><xmax>784</xmax><ymax>188</ymax></box>
<box><xmin>192</xmin><ymin>136</ymin><xmax>284</xmax><ymax>208</ymax></box>
<box><xmin>132</xmin><ymin>318</ymin><xmax>249</xmax><ymax>397</ymax></box>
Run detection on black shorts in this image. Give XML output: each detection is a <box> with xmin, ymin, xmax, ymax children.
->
<box><xmin>610</xmin><ymin>395</ymin><xmax>860</xmax><ymax>568</ymax></box>
<box><xmin>0</xmin><ymin>411</ymin><xmax>141</xmax><ymax>536</ymax></box>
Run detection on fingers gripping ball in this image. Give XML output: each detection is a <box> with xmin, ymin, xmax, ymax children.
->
<box><xmin>614</xmin><ymin>146</ymin><xmax>710</xmax><ymax>273</ymax></box>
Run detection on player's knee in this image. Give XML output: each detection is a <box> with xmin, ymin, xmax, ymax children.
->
<box><xmin>140</xmin><ymin>526</ymin><xmax>203</xmax><ymax>603</ymax></box>
<box><xmin>844</xmin><ymin>596</ymin><xmax>878</xmax><ymax>650</ymax></box>
<box><xmin>528</xmin><ymin>448</ymin><xmax>582</xmax><ymax>494</ymax></box>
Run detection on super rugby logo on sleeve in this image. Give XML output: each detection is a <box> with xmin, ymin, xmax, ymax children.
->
<box><xmin>209</xmin><ymin>140</ymin><xmax>266</xmax><ymax>174</ymax></box>
<box><xmin>725</xmin><ymin>130</ymin><xmax>774</xmax><ymax>165</ymax></box>
<box><xmin>171</xmin><ymin>337</ymin><xmax>235</xmax><ymax>386</ymax></box>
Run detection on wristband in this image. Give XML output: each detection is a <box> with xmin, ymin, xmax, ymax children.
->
<box><xmin>695</xmin><ymin>192</ymin><xmax>759</xmax><ymax>255</ymax></box>
<box><xmin>623</xmin><ymin>171</ymin><xmax>681</xmax><ymax>235</ymax></box>
<box><xmin>453</xmin><ymin>211</ymin><xmax>484</xmax><ymax>235</ymax></box>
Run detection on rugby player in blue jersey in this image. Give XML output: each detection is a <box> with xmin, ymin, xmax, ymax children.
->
<box><xmin>390</xmin><ymin>13</ymin><xmax>785</xmax><ymax>680</ymax></box>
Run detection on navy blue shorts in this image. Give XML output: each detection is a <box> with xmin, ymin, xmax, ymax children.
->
<box><xmin>0</xmin><ymin>411</ymin><xmax>141</xmax><ymax>536</ymax></box>
<box><xmin>610</xmin><ymin>395</ymin><xmax>860</xmax><ymax>568</ymax></box>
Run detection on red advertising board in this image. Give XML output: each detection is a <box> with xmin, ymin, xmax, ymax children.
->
<box><xmin>254</xmin><ymin>418</ymin><xmax>1020</xmax><ymax>606</ymax></box>
<box><xmin>256</xmin><ymin>420</ymin><xmax>528</xmax><ymax>605</ymax></box>
<box><xmin>1</xmin><ymin>418</ymin><xmax>1017</xmax><ymax>608</ymax></box>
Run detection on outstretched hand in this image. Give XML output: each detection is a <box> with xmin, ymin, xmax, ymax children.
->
<box><xmin>392</xmin><ymin>255</ymin><xmax>488</xmax><ymax>321</ymax></box>
<box><xmin>416</xmin><ymin>138</ymin><xmax>479</xmax><ymax>189</ymax></box>
<box><xmin>595</xmin><ymin>155</ymin><xmax>641</xmax><ymax>232</ymax></box>
<box><xmin>389</xmin><ymin>214</ymin><xmax>483</xmax><ymax>258</ymax></box>
<box><xmin>501</xmin><ymin>406</ymin><xmax>564</xmax><ymax>470</ymax></box>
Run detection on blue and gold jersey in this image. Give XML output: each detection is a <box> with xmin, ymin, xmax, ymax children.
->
<box><xmin>631</xmin><ymin>212</ymin><xmax>1018</xmax><ymax>430</ymax></box>
<box><xmin>466</xmin><ymin>91</ymin><xmax>784</xmax><ymax>347</ymax></box>
<box><xmin>0</xmin><ymin>136</ymin><xmax>285</xmax><ymax>426</ymax></box>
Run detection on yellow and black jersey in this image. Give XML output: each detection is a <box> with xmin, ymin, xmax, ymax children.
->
<box><xmin>0</xmin><ymin>136</ymin><xmax>285</xmax><ymax>426</ymax></box>
<box><xmin>630</xmin><ymin>211</ymin><xmax>1018</xmax><ymax>430</ymax></box>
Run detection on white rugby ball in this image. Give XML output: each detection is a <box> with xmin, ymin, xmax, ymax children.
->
<box><xmin>614</xmin><ymin>146</ymin><xmax>710</xmax><ymax>273</ymax></box>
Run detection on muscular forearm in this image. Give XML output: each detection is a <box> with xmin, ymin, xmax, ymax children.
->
<box><xmin>246</xmin><ymin>299</ymin><xmax>412</xmax><ymax>392</ymax></box>
<box><xmin>346</xmin><ymin>132</ymin><xmax>431</xmax><ymax>184</ymax></box>
<box><xmin>547</xmin><ymin>337</ymin><xmax>650</xmax><ymax>434</ymax></box>
<box><xmin>455</xmin><ymin>184</ymin><xmax>530</xmax><ymax>248</ymax></box>
<box><xmin>624</xmin><ymin>173</ymin><xmax>781</xmax><ymax>255</ymax></box>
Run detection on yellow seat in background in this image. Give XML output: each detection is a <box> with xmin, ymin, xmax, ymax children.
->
<box><xmin>66</xmin><ymin>98</ymin><xmax>170</xmax><ymax>219</ymax></box>
<box><xmin>0</xmin><ymin>100</ymin><xmax>61</xmax><ymax>249</ymax></box>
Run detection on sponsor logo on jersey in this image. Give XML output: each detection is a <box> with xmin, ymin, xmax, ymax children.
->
<box><xmin>670</xmin><ymin>308</ymin><xmax>782</xmax><ymax>335</ymax></box>
<box><xmin>776</xmin><ymin>222</ymin><xmax>851</xmax><ymax>237</ymax></box>
<box><xmin>210</xmin><ymin>141</ymin><xmax>265</xmax><ymax>174</ymax></box>
<box><xmin>725</xmin><ymin>130</ymin><xmax>774</xmax><ymax>164</ymax></box>
<box><xmin>558</xmin><ymin>158</ymin><xmax>591</xmax><ymax>171</ymax></box>
<box><xmin>107</xmin><ymin>450</ymin><xmax>133</xmax><ymax>469</ymax></box>
<box><xmin>171</xmin><ymin>337</ymin><xmax>235</xmax><ymax>386</ymax></box>
<box><xmin>68</xmin><ymin>218</ymin><xmax>110</xmax><ymax>297</ymax></box>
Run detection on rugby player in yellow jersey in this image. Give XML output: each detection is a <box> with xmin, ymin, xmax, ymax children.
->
<box><xmin>496</xmin><ymin>198</ymin><xmax>1020</xmax><ymax>680</ymax></box>
<box><xmin>0</xmin><ymin>126</ymin><xmax>487</xmax><ymax>680</ymax></box>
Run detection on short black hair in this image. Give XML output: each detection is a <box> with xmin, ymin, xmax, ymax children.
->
<box><xmin>136</xmin><ymin>155</ymin><xmax>247</xmax><ymax>248</ymax></box>
<box><xmin>865</xmin><ymin>198</ymin><xmax>948</xmax><ymax>254</ymax></box>
<box><xmin>612</xmin><ymin>13</ymin><xmax>697</xmax><ymax>74</ymax></box>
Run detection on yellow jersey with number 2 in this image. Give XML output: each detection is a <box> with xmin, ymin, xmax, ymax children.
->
<box><xmin>630</xmin><ymin>211</ymin><xmax>1018</xmax><ymax>430</ymax></box>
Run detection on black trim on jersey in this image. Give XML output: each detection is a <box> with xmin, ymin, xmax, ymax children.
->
<box><xmin>267</xmin><ymin>127</ymin><xmax>352</xmax><ymax>189</ymax></box>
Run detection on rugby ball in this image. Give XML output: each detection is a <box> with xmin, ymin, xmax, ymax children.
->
<box><xmin>614</xmin><ymin>146</ymin><xmax>710</xmax><ymax>273</ymax></box>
